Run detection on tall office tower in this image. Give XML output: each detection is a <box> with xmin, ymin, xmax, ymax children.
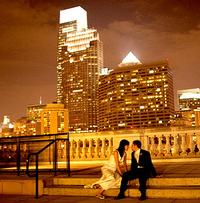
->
<box><xmin>56</xmin><ymin>6</ymin><xmax>103</xmax><ymax>132</ymax></box>
<box><xmin>178</xmin><ymin>88</ymin><xmax>200</xmax><ymax>110</ymax></box>
<box><xmin>98</xmin><ymin>52</ymin><xmax>175</xmax><ymax>131</ymax></box>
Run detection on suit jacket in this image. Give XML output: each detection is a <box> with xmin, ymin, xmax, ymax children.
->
<box><xmin>131</xmin><ymin>149</ymin><xmax>157</xmax><ymax>178</ymax></box>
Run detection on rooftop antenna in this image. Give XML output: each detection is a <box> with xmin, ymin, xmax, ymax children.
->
<box><xmin>39</xmin><ymin>96</ymin><xmax>42</xmax><ymax>105</ymax></box>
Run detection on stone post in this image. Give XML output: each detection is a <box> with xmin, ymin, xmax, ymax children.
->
<box><xmin>94</xmin><ymin>138</ymin><xmax>99</xmax><ymax>158</ymax></box>
<box><xmin>70</xmin><ymin>141</ymin><xmax>74</xmax><ymax>160</ymax></box>
<box><xmin>188</xmin><ymin>133</ymin><xmax>194</xmax><ymax>153</ymax></box>
<box><xmin>195</xmin><ymin>133</ymin><xmax>200</xmax><ymax>155</ymax></box>
<box><xmin>180</xmin><ymin>133</ymin><xmax>187</xmax><ymax>155</ymax></box>
<box><xmin>109</xmin><ymin>138</ymin><xmax>113</xmax><ymax>156</ymax></box>
<box><xmin>143</xmin><ymin>135</ymin><xmax>149</xmax><ymax>151</ymax></box>
<box><xmin>157</xmin><ymin>135</ymin><xmax>163</xmax><ymax>156</ymax></box>
<box><xmin>149</xmin><ymin>136</ymin><xmax>155</xmax><ymax>156</ymax></box>
<box><xmin>75</xmin><ymin>140</ymin><xmax>80</xmax><ymax>159</ymax></box>
<box><xmin>101</xmin><ymin>138</ymin><xmax>106</xmax><ymax>158</ymax></box>
<box><xmin>88</xmin><ymin>139</ymin><xmax>93</xmax><ymax>158</ymax></box>
<box><xmin>165</xmin><ymin>134</ymin><xmax>171</xmax><ymax>156</ymax></box>
<box><xmin>82</xmin><ymin>139</ymin><xmax>87</xmax><ymax>159</ymax></box>
<box><xmin>172</xmin><ymin>134</ymin><xmax>179</xmax><ymax>156</ymax></box>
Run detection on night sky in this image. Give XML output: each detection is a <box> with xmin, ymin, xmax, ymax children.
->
<box><xmin>1</xmin><ymin>0</ymin><xmax>200</xmax><ymax>122</ymax></box>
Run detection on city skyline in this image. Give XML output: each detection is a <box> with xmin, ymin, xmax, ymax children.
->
<box><xmin>1</xmin><ymin>0</ymin><xmax>200</xmax><ymax>121</ymax></box>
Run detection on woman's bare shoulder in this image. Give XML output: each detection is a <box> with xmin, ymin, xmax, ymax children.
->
<box><xmin>113</xmin><ymin>150</ymin><xmax>119</xmax><ymax>156</ymax></box>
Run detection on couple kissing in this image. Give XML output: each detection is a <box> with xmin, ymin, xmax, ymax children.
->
<box><xmin>84</xmin><ymin>139</ymin><xmax>157</xmax><ymax>201</ymax></box>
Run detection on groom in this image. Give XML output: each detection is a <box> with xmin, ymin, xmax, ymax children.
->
<box><xmin>115</xmin><ymin>140</ymin><xmax>157</xmax><ymax>201</ymax></box>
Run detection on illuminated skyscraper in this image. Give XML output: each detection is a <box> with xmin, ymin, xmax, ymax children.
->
<box><xmin>178</xmin><ymin>88</ymin><xmax>200</xmax><ymax>110</ymax></box>
<box><xmin>98</xmin><ymin>52</ymin><xmax>175</xmax><ymax>131</ymax></box>
<box><xmin>56</xmin><ymin>6</ymin><xmax>103</xmax><ymax>132</ymax></box>
<box><xmin>175</xmin><ymin>88</ymin><xmax>200</xmax><ymax>127</ymax></box>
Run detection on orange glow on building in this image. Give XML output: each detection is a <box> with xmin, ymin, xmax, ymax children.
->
<box><xmin>98</xmin><ymin>60</ymin><xmax>175</xmax><ymax>131</ymax></box>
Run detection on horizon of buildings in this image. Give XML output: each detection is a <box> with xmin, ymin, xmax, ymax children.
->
<box><xmin>1</xmin><ymin>6</ymin><xmax>200</xmax><ymax>137</ymax></box>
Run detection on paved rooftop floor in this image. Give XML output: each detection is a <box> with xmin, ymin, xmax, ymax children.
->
<box><xmin>1</xmin><ymin>160</ymin><xmax>200</xmax><ymax>202</ymax></box>
<box><xmin>1</xmin><ymin>159</ymin><xmax>200</xmax><ymax>178</ymax></box>
<box><xmin>1</xmin><ymin>195</ymin><xmax>200</xmax><ymax>203</ymax></box>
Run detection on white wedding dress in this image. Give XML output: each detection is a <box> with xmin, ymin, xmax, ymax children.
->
<box><xmin>85</xmin><ymin>150</ymin><xmax>126</xmax><ymax>190</ymax></box>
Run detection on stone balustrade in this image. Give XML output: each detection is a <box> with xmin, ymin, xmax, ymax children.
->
<box><xmin>1</xmin><ymin>127</ymin><xmax>200</xmax><ymax>163</ymax></box>
<box><xmin>56</xmin><ymin>127</ymin><xmax>200</xmax><ymax>161</ymax></box>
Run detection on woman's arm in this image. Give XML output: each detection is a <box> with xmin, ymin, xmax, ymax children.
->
<box><xmin>123</xmin><ymin>153</ymin><xmax>128</xmax><ymax>172</ymax></box>
<box><xmin>114</xmin><ymin>150</ymin><xmax>123</xmax><ymax>176</ymax></box>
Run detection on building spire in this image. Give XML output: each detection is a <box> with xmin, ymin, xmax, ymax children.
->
<box><xmin>39</xmin><ymin>96</ymin><xmax>42</xmax><ymax>105</ymax></box>
<box><xmin>119</xmin><ymin>51</ymin><xmax>141</xmax><ymax>67</ymax></box>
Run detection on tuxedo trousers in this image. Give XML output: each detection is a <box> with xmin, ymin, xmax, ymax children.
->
<box><xmin>119</xmin><ymin>169</ymin><xmax>148</xmax><ymax>195</ymax></box>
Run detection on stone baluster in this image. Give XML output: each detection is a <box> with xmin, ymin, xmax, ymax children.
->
<box><xmin>104</xmin><ymin>139</ymin><xmax>108</xmax><ymax>158</ymax></box>
<box><xmin>88</xmin><ymin>139</ymin><xmax>93</xmax><ymax>158</ymax></box>
<box><xmin>69</xmin><ymin>141</ymin><xmax>72</xmax><ymax>159</ymax></box>
<box><xmin>72</xmin><ymin>141</ymin><xmax>75</xmax><ymax>159</ymax></box>
<box><xmin>143</xmin><ymin>135</ymin><xmax>149</xmax><ymax>151</ymax></box>
<box><xmin>70</xmin><ymin>141</ymin><xmax>75</xmax><ymax>160</ymax></box>
<box><xmin>22</xmin><ymin>143</ymin><xmax>27</xmax><ymax>152</ymax></box>
<box><xmin>195</xmin><ymin>133</ymin><xmax>200</xmax><ymax>155</ymax></box>
<box><xmin>165</xmin><ymin>134</ymin><xmax>171</xmax><ymax>156</ymax></box>
<box><xmin>149</xmin><ymin>136</ymin><xmax>155</xmax><ymax>155</ymax></box>
<box><xmin>180</xmin><ymin>134</ymin><xmax>187</xmax><ymax>155</ymax></box>
<box><xmin>13</xmin><ymin>144</ymin><xmax>17</xmax><ymax>151</ymax></box>
<box><xmin>188</xmin><ymin>133</ymin><xmax>194</xmax><ymax>153</ymax></box>
<box><xmin>196</xmin><ymin>133</ymin><xmax>200</xmax><ymax>147</ymax></box>
<box><xmin>172</xmin><ymin>134</ymin><xmax>179</xmax><ymax>155</ymax></box>
<box><xmin>109</xmin><ymin>138</ymin><xmax>113</xmax><ymax>156</ymax></box>
<box><xmin>157</xmin><ymin>135</ymin><xmax>163</xmax><ymax>156</ymax></box>
<box><xmin>94</xmin><ymin>138</ymin><xmax>99</xmax><ymax>158</ymax></box>
<box><xmin>101</xmin><ymin>138</ymin><xmax>106</xmax><ymax>158</ymax></box>
<box><xmin>75</xmin><ymin>140</ymin><xmax>80</xmax><ymax>159</ymax></box>
<box><xmin>82</xmin><ymin>139</ymin><xmax>87</xmax><ymax>159</ymax></box>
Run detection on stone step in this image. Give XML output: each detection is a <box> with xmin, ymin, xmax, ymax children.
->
<box><xmin>43</xmin><ymin>186</ymin><xmax>200</xmax><ymax>199</ymax></box>
<box><xmin>51</xmin><ymin>177</ymin><xmax>200</xmax><ymax>187</ymax></box>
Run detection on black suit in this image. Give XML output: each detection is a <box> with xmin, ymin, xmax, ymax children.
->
<box><xmin>119</xmin><ymin>149</ymin><xmax>156</xmax><ymax>197</ymax></box>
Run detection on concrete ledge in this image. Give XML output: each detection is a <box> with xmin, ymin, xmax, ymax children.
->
<box><xmin>0</xmin><ymin>179</ymin><xmax>43</xmax><ymax>196</ymax></box>
<box><xmin>52</xmin><ymin>177</ymin><xmax>200</xmax><ymax>187</ymax></box>
<box><xmin>43</xmin><ymin>187</ymin><xmax>200</xmax><ymax>199</ymax></box>
<box><xmin>145</xmin><ymin>188</ymin><xmax>200</xmax><ymax>199</ymax></box>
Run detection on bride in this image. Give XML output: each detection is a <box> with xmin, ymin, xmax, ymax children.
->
<box><xmin>85</xmin><ymin>139</ymin><xmax>130</xmax><ymax>199</ymax></box>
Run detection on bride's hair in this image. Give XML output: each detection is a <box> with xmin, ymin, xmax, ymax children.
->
<box><xmin>117</xmin><ymin>139</ymin><xmax>130</xmax><ymax>158</ymax></box>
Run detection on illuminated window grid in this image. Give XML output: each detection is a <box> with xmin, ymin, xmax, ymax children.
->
<box><xmin>98</xmin><ymin>62</ymin><xmax>175</xmax><ymax>131</ymax></box>
<box><xmin>61</xmin><ymin>40</ymin><xmax>103</xmax><ymax>132</ymax></box>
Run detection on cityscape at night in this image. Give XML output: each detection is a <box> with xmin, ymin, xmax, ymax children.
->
<box><xmin>1</xmin><ymin>1</ymin><xmax>200</xmax><ymax>201</ymax></box>
<box><xmin>1</xmin><ymin>0</ymin><xmax>200</xmax><ymax>123</ymax></box>
<box><xmin>1</xmin><ymin>1</ymin><xmax>200</xmax><ymax>135</ymax></box>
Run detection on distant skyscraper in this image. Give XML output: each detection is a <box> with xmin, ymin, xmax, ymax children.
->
<box><xmin>26</xmin><ymin>103</ymin><xmax>68</xmax><ymax>135</ymax></box>
<box><xmin>175</xmin><ymin>88</ymin><xmax>200</xmax><ymax>127</ymax></box>
<box><xmin>98</xmin><ymin>52</ymin><xmax>175</xmax><ymax>131</ymax></box>
<box><xmin>178</xmin><ymin>88</ymin><xmax>200</xmax><ymax>111</ymax></box>
<box><xmin>56</xmin><ymin>6</ymin><xmax>103</xmax><ymax>132</ymax></box>
<box><xmin>40</xmin><ymin>103</ymin><xmax>68</xmax><ymax>134</ymax></box>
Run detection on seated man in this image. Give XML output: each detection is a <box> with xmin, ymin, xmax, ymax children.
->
<box><xmin>115</xmin><ymin>140</ymin><xmax>157</xmax><ymax>201</ymax></box>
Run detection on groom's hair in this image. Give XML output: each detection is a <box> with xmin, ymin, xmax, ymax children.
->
<box><xmin>133</xmin><ymin>140</ymin><xmax>141</xmax><ymax>148</ymax></box>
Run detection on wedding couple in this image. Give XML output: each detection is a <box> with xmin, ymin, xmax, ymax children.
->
<box><xmin>85</xmin><ymin>139</ymin><xmax>157</xmax><ymax>200</ymax></box>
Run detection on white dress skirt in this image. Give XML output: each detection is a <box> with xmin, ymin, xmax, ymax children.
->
<box><xmin>86</xmin><ymin>151</ymin><xmax>125</xmax><ymax>190</ymax></box>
